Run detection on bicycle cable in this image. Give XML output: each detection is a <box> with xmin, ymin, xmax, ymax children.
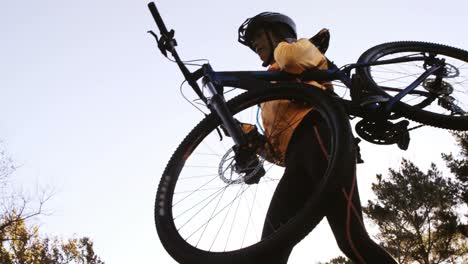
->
<box><xmin>164</xmin><ymin>55</ymin><xmax>209</xmax><ymax>67</ymax></box>
<box><xmin>163</xmin><ymin>54</ymin><xmax>212</xmax><ymax>115</ymax></box>
<box><xmin>179</xmin><ymin>79</ymin><xmax>209</xmax><ymax>115</ymax></box>
<box><xmin>172</xmin><ymin>57</ymin><xmax>243</xmax><ymax>115</ymax></box>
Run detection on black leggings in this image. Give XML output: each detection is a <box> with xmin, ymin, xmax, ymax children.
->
<box><xmin>261</xmin><ymin>111</ymin><xmax>397</xmax><ymax>264</ymax></box>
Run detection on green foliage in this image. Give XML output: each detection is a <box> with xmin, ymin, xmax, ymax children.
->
<box><xmin>0</xmin><ymin>213</ymin><xmax>104</xmax><ymax>264</ymax></box>
<box><xmin>318</xmin><ymin>255</ymin><xmax>353</xmax><ymax>264</ymax></box>
<box><xmin>0</xmin><ymin>144</ymin><xmax>104</xmax><ymax>264</ymax></box>
<box><xmin>365</xmin><ymin>158</ymin><xmax>467</xmax><ymax>264</ymax></box>
<box><xmin>442</xmin><ymin>132</ymin><xmax>468</xmax><ymax>204</ymax></box>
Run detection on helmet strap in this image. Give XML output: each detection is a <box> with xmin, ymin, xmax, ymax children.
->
<box><xmin>262</xmin><ymin>29</ymin><xmax>275</xmax><ymax>67</ymax></box>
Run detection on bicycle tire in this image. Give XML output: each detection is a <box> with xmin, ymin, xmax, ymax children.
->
<box><xmin>155</xmin><ymin>83</ymin><xmax>355</xmax><ymax>263</ymax></box>
<box><xmin>356</xmin><ymin>41</ymin><xmax>468</xmax><ymax>130</ymax></box>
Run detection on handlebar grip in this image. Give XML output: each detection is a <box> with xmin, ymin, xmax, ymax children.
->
<box><xmin>148</xmin><ymin>2</ymin><xmax>169</xmax><ymax>35</ymax></box>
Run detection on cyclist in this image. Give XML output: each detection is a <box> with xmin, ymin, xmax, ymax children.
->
<box><xmin>238</xmin><ymin>12</ymin><xmax>397</xmax><ymax>264</ymax></box>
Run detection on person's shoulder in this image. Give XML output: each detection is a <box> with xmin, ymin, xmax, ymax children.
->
<box><xmin>277</xmin><ymin>38</ymin><xmax>313</xmax><ymax>49</ymax></box>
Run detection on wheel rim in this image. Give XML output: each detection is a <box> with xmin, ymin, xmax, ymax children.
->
<box><xmin>365</xmin><ymin>48</ymin><xmax>468</xmax><ymax>117</ymax></box>
<box><xmin>163</xmin><ymin>89</ymin><xmax>337</xmax><ymax>254</ymax></box>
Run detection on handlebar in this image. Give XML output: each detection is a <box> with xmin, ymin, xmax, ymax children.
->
<box><xmin>146</xmin><ymin>2</ymin><xmax>350</xmax><ymax>97</ymax></box>
<box><xmin>148</xmin><ymin>2</ymin><xmax>169</xmax><ymax>36</ymax></box>
<box><xmin>147</xmin><ymin>2</ymin><xmax>207</xmax><ymax>102</ymax></box>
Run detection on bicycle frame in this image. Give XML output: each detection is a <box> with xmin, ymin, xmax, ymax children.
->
<box><xmin>147</xmin><ymin>1</ymin><xmax>444</xmax><ymax>149</ymax></box>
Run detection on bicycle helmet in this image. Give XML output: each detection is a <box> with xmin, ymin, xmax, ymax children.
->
<box><xmin>238</xmin><ymin>12</ymin><xmax>297</xmax><ymax>50</ymax></box>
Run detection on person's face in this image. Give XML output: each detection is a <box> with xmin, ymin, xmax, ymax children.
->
<box><xmin>251</xmin><ymin>29</ymin><xmax>276</xmax><ymax>64</ymax></box>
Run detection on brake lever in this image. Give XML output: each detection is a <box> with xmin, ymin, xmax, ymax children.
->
<box><xmin>148</xmin><ymin>30</ymin><xmax>178</xmax><ymax>58</ymax></box>
<box><xmin>147</xmin><ymin>30</ymin><xmax>167</xmax><ymax>57</ymax></box>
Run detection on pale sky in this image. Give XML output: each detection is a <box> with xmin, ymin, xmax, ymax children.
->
<box><xmin>1</xmin><ymin>0</ymin><xmax>467</xmax><ymax>263</ymax></box>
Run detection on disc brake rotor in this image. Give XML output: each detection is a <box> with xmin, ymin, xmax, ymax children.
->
<box><xmin>218</xmin><ymin>148</ymin><xmax>265</xmax><ymax>184</ymax></box>
<box><xmin>424</xmin><ymin>59</ymin><xmax>459</xmax><ymax>78</ymax></box>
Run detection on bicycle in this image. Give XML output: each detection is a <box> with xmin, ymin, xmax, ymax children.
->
<box><xmin>147</xmin><ymin>2</ymin><xmax>468</xmax><ymax>263</ymax></box>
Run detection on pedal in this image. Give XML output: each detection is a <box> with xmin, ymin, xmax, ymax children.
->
<box><xmin>354</xmin><ymin>138</ymin><xmax>364</xmax><ymax>164</ymax></box>
<box><xmin>395</xmin><ymin>120</ymin><xmax>410</xmax><ymax>150</ymax></box>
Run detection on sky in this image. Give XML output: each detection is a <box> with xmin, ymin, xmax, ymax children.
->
<box><xmin>0</xmin><ymin>0</ymin><xmax>467</xmax><ymax>263</ymax></box>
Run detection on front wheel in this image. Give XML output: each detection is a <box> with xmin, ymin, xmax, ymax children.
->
<box><xmin>155</xmin><ymin>84</ymin><xmax>355</xmax><ymax>263</ymax></box>
<box><xmin>357</xmin><ymin>41</ymin><xmax>468</xmax><ymax>130</ymax></box>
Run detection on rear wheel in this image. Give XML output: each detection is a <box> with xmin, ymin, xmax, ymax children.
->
<box><xmin>155</xmin><ymin>83</ymin><xmax>355</xmax><ymax>263</ymax></box>
<box><xmin>357</xmin><ymin>41</ymin><xmax>468</xmax><ymax>130</ymax></box>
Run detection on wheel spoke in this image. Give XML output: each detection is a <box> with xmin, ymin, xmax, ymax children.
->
<box><xmin>358</xmin><ymin>42</ymin><xmax>468</xmax><ymax>129</ymax></box>
<box><xmin>224</xmin><ymin>184</ymin><xmax>245</xmax><ymax>251</ymax></box>
<box><xmin>178</xmin><ymin>173</ymin><xmax>218</xmax><ymax>180</ymax></box>
<box><xmin>158</xmin><ymin>85</ymin><xmax>344</xmax><ymax>256</ymax></box>
<box><xmin>173</xmin><ymin>174</ymin><xmax>220</xmax><ymax>207</ymax></box>
<box><xmin>196</xmin><ymin>183</ymin><xmax>229</xmax><ymax>247</ymax></box>
<box><xmin>209</xmin><ymin>184</ymin><xmax>244</xmax><ymax>251</ymax></box>
<box><xmin>175</xmin><ymin>184</ymin><xmax>229</xmax><ymax>221</ymax></box>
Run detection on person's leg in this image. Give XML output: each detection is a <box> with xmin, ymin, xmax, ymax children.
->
<box><xmin>260</xmin><ymin>109</ymin><xmax>397</xmax><ymax>263</ymax></box>
<box><xmin>325</xmin><ymin>152</ymin><xmax>397</xmax><ymax>263</ymax></box>
<box><xmin>260</xmin><ymin>111</ymin><xmax>330</xmax><ymax>263</ymax></box>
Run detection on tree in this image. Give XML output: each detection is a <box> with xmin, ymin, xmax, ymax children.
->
<box><xmin>0</xmin><ymin>213</ymin><xmax>104</xmax><ymax>264</ymax></box>
<box><xmin>0</xmin><ymin>143</ymin><xmax>104</xmax><ymax>263</ymax></box>
<box><xmin>0</xmin><ymin>146</ymin><xmax>16</xmax><ymax>188</ymax></box>
<box><xmin>364</xmin><ymin>159</ymin><xmax>467</xmax><ymax>264</ymax></box>
<box><xmin>318</xmin><ymin>256</ymin><xmax>353</xmax><ymax>264</ymax></box>
<box><xmin>442</xmin><ymin>132</ymin><xmax>468</xmax><ymax>205</ymax></box>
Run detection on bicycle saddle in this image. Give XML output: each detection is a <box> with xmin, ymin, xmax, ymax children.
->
<box><xmin>309</xmin><ymin>28</ymin><xmax>330</xmax><ymax>54</ymax></box>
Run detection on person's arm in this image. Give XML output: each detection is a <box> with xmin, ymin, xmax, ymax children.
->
<box><xmin>273</xmin><ymin>38</ymin><xmax>328</xmax><ymax>74</ymax></box>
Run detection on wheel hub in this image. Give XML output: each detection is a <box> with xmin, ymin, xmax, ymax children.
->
<box><xmin>218</xmin><ymin>148</ymin><xmax>266</xmax><ymax>184</ymax></box>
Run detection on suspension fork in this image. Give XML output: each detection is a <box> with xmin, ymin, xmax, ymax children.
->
<box><xmin>202</xmin><ymin>78</ymin><xmax>247</xmax><ymax>146</ymax></box>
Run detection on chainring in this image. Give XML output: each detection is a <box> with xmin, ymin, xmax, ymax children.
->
<box><xmin>355</xmin><ymin>119</ymin><xmax>409</xmax><ymax>145</ymax></box>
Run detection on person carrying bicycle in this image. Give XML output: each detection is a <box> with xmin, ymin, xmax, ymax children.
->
<box><xmin>238</xmin><ymin>12</ymin><xmax>397</xmax><ymax>264</ymax></box>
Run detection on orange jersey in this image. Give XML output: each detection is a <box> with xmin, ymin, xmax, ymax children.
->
<box><xmin>260</xmin><ymin>38</ymin><xmax>332</xmax><ymax>166</ymax></box>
